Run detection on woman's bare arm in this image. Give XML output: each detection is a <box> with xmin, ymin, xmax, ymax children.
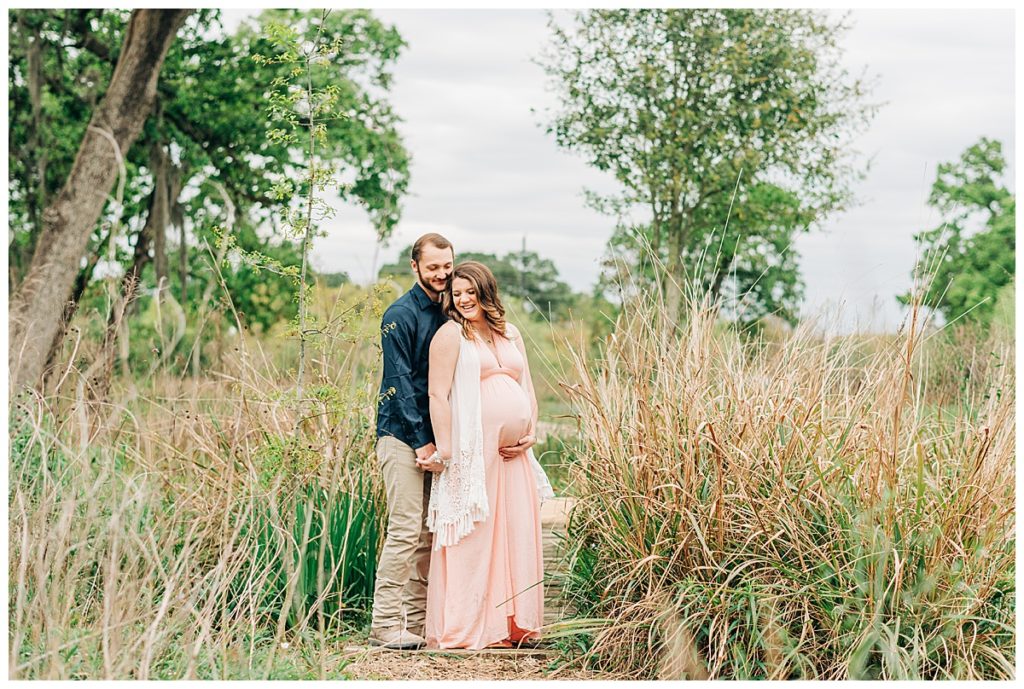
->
<box><xmin>427</xmin><ymin>322</ymin><xmax>460</xmax><ymax>461</ymax></box>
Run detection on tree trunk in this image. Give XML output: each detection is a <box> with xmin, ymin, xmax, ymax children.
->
<box><xmin>665</xmin><ymin>214</ymin><xmax>687</xmax><ymax>325</ymax></box>
<box><xmin>8</xmin><ymin>9</ymin><xmax>191</xmax><ymax>393</ymax></box>
<box><xmin>40</xmin><ymin>228</ymin><xmax>110</xmax><ymax>391</ymax></box>
<box><xmin>175</xmin><ymin>178</ymin><xmax>187</xmax><ymax>306</ymax></box>
<box><xmin>150</xmin><ymin>143</ymin><xmax>171</xmax><ymax>288</ymax></box>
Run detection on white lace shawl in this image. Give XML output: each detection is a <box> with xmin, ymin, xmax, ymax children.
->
<box><xmin>426</xmin><ymin>334</ymin><xmax>488</xmax><ymax>549</ymax></box>
<box><xmin>426</xmin><ymin>329</ymin><xmax>555</xmax><ymax>550</ymax></box>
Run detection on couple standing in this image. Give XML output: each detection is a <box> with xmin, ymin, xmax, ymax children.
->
<box><xmin>369</xmin><ymin>233</ymin><xmax>554</xmax><ymax>650</ymax></box>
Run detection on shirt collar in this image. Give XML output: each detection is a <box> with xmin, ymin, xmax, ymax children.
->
<box><xmin>411</xmin><ymin>282</ymin><xmax>441</xmax><ymax>310</ymax></box>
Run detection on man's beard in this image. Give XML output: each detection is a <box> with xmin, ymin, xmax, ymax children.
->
<box><xmin>417</xmin><ymin>273</ymin><xmax>446</xmax><ymax>298</ymax></box>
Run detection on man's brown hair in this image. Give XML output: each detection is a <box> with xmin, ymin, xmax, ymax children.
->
<box><xmin>411</xmin><ymin>233</ymin><xmax>453</xmax><ymax>263</ymax></box>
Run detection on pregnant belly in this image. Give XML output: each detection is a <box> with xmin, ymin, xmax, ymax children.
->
<box><xmin>480</xmin><ymin>377</ymin><xmax>531</xmax><ymax>448</ymax></box>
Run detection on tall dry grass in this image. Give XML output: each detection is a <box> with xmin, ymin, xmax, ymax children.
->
<box><xmin>8</xmin><ymin>288</ymin><xmax>388</xmax><ymax>680</ymax></box>
<box><xmin>558</xmin><ymin>282</ymin><xmax>1015</xmax><ymax>679</ymax></box>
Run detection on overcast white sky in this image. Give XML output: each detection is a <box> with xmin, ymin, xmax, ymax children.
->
<box><xmin>226</xmin><ymin>8</ymin><xmax>1015</xmax><ymax>333</ymax></box>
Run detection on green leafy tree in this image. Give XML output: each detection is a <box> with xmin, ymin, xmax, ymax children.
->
<box><xmin>8</xmin><ymin>9</ymin><xmax>410</xmax><ymax>380</ymax></box>
<box><xmin>314</xmin><ymin>271</ymin><xmax>351</xmax><ymax>288</ymax></box>
<box><xmin>8</xmin><ymin>9</ymin><xmax>137</xmax><ymax>285</ymax></box>
<box><xmin>901</xmin><ymin>138</ymin><xmax>1015</xmax><ymax>326</ymax></box>
<box><xmin>220</xmin><ymin>224</ymin><xmax>308</xmax><ymax>334</ymax></box>
<box><xmin>504</xmin><ymin>250</ymin><xmax>576</xmax><ymax>318</ymax></box>
<box><xmin>539</xmin><ymin>9</ymin><xmax>876</xmax><ymax>323</ymax></box>
<box><xmin>8</xmin><ymin>8</ymin><xmax>192</xmax><ymax>390</ymax></box>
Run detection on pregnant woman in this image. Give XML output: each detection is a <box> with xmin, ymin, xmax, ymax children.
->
<box><xmin>418</xmin><ymin>260</ymin><xmax>553</xmax><ymax>649</ymax></box>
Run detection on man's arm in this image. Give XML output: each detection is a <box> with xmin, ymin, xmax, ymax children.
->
<box><xmin>381</xmin><ymin>306</ymin><xmax>434</xmax><ymax>454</ymax></box>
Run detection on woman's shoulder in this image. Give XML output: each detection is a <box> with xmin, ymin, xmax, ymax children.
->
<box><xmin>436</xmin><ymin>320</ymin><xmax>461</xmax><ymax>335</ymax></box>
<box><xmin>432</xmin><ymin>320</ymin><xmax>462</xmax><ymax>344</ymax></box>
<box><xmin>504</xmin><ymin>321</ymin><xmax>521</xmax><ymax>340</ymax></box>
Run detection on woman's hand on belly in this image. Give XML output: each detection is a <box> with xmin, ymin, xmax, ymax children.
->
<box><xmin>498</xmin><ymin>433</ymin><xmax>536</xmax><ymax>461</ymax></box>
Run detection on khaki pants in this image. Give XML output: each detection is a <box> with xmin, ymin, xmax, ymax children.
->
<box><xmin>371</xmin><ymin>435</ymin><xmax>432</xmax><ymax>632</ymax></box>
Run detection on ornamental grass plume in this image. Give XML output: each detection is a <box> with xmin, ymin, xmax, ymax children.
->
<box><xmin>558</xmin><ymin>270</ymin><xmax>1014</xmax><ymax>679</ymax></box>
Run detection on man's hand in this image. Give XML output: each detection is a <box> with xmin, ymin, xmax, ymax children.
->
<box><xmin>499</xmin><ymin>434</ymin><xmax>536</xmax><ymax>461</ymax></box>
<box><xmin>414</xmin><ymin>443</ymin><xmax>447</xmax><ymax>473</ymax></box>
<box><xmin>414</xmin><ymin>443</ymin><xmax>436</xmax><ymax>463</ymax></box>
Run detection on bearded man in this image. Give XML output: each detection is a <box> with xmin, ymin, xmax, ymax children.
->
<box><xmin>369</xmin><ymin>232</ymin><xmax>454</xmax><ymax>649</ymax></box>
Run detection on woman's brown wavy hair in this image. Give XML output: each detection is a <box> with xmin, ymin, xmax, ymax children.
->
<box><xmin>442</xmin><ymin>261</ymin><xmax>507</xmax><ymax>340</ymax></box>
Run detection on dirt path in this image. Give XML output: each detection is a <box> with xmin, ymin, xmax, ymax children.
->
<box><xmin>344</xmin><ymin>498</ymin><xmax>591</xmax><ymax>680</ymax></box>
<box><xmin>340</xmin><ymin>647</ymin><xmax>597</xmax><ymax>681</ymax></box>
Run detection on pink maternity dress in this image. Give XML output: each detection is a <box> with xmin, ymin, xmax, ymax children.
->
<box><xmin>424</xmin><ymin>331</ymin><xmax>545</xmax><ymax>649</ymax></box>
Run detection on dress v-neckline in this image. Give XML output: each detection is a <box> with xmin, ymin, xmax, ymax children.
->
<box><xmin>480</xmin><ymin>334</ymin><xmax>502</xmax><ymax>367</ymax></box>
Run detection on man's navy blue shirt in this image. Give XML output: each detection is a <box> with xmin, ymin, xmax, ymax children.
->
<box><xmin>376</xmin><ymin>283</ymin><xmax>447</xmax><ymax>449</ymax></box>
